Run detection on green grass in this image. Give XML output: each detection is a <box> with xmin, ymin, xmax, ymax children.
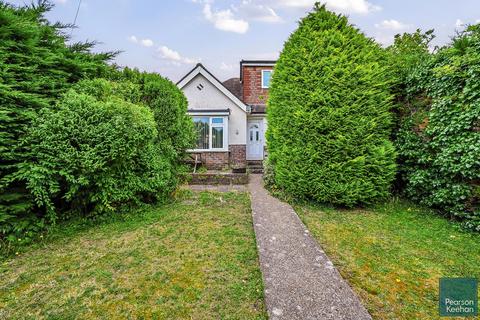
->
<box><xmin>295</xmin><ymin>201</ymin><xmax>480</xmax><ymax>320</ymax></box>
<box><xmin>0</xmin><ymin>190</ymin><xmax>267</xmax><ymax>320</ymax></box>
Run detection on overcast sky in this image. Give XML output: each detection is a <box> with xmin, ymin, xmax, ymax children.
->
<box><xmin>6</xmin><ymin>0</ymin><xmax>480</xmax><ymax>82</ymax></box>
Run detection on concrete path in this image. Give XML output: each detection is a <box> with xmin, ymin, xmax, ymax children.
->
<box><xmin>248</xmin><ymin>174</ymin><xmax>372</xmax><ymax>320</ymax></box>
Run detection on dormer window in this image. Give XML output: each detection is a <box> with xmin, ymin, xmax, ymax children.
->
<box><xmin>261</xmin><ymin>70</ymin><xmax>272</xmax><ymax>89</ymax></box>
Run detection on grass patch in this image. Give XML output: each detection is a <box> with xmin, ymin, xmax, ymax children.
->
<box><xmin>295</xmin><ymin>200</ymin><xmax>480</xmax><ymax>320</ymax></box>
<box><xmin>0</xmin><ymin>190</ymin><xmax>266</xmax><ymax>319</ymax></box>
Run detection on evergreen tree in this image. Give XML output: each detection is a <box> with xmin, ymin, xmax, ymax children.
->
<box><xmin>0</xmin><ymin>1</ymin><xmax>114</xmax><ymax>239</ymax></box>
<box><xmin>266</xmin><ymin>4</ymin><xmax>396</xmax><ymax>206</ymax></box>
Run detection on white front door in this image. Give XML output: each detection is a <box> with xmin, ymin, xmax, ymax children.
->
<box><xmin>247</xmin><ymin>120</ymin><xmax>264</xmax><ymax>160</ymax></box>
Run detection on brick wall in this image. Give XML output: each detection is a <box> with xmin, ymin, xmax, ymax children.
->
<box><xmin>200</xmin><ymin>152</ymin><xmax>229</xmax><ymax>170</ymax></box>
<box><xmin>229</xmin><ymin>144</ymin><xmax>246</xmax><ymax>168</ymax></box>
<box><xmin>189</xmin><ymin>144</ymin><xmax>246</xmax><ymax>170</ymax></box>
<box><xmin>242</xmin><ymin>65</ymin><xmax>273</xmax><ymax>105</ymax></box>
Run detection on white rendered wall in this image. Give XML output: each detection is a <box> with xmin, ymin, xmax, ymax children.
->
<box><xmin>182</xmin><ymin>74</ymin><xmax>247</xmax><ymax>145</ymax></box>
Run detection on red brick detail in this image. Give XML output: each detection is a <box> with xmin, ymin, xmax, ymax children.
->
<box><xmin>189</xmin><ymin>145</ymin><xmax>246</xmax><ymax>170</ymax></box>
<box><xmin>200</xmin><ymin>152</ymin><xmax>229</xmax><ymax>170</ymax></box>
<box><xmin>229</xmin><ymin>144</ymin><xmax>246</xmax><ymax>168</ymax></box>
<box><xmin>242</xmin><ymin>65</ymin><xmax>273</xmax><ymax>105</ymax></box>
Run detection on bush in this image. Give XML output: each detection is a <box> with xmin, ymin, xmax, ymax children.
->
<box><xmin>266</xmin><ymin>4</ymin><xmax>396</xmax><ymax>206</ymax></box>
<box><xmin>0</xmin><ymin>1</ymin><xmax>114</xmax><ymax>240</ymax></box>
<box><xmin>14</xmin><ymin>81</ymin><xmax>172</xmax><ymax>227</ymax></box>
<box><xmin>396</xmin><ymin>25</ymin><xmax>480</xmax><ymax>231</ymax></box>
<box><xmin>118</xmin><ymin>69</ymin><xmax>196</xmax><ymax>179</ymax></box>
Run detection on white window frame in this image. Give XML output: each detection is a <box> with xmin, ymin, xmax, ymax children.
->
<box><xmin>191</xmin><ymin>116</ymin><xmax>228</xmax><ymax>152</ymax></box>
<box><xmin>261</xmin><ymin>70</ymin><xmax>273</xmax><ymax>89</ymax></box>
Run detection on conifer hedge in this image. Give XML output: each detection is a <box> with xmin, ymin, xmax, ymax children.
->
<box><xmin>0</xmin><ymin>1</ymin><xmax>114</xmax><ymax>239</ymax></box>
<box><xmin>0</xmin><ymin>2</ymin><xmax>194</xmax><ymax>244</ymax></box>
<box><xmin>266</xmin><ymin>4</ymin><xmax>396</xmax><ymax>206</ymax></box>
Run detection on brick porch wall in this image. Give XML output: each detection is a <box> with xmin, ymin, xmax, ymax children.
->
<box><xmin>201</xmin><ymin>152</ymin><xmax>229</xmax><ymax>170</ymax></box>
<box><xmin>242</xmin><ymin>65</ymin><xmax>273</xmax><ymax>105</ymax></box>
<box><xmin>190</xmin><ymin>144</ymin><xmax>247</xmax><ymax>170</ymax></box>
<box><xmin>229</xmin><ymin>144</ymin><xmax>246</xmax><ymax>168</ymax></box>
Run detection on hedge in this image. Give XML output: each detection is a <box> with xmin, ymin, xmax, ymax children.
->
<box><xmin>0</xmin><ymin>1</ymin><xmax>114</xmax><ymax>240</ymax></box>
<box><xmin>0</xmin><ymin>2</ymin><xmax>194</xmax><ymax>244</ymax></box>
<box><xmin>18</xmin><ymin>83</ymin><xmax>170</xmax><ymax>219</ymax></box>
<box><xmin>396</xmin><ymin>25</ymin><xmax>480</xmax><ymax>231</ymax></box>
<box><xmin>266</xmin><ymin>4</ymin><xmax>396</xmax><ymax>206</ymax></box>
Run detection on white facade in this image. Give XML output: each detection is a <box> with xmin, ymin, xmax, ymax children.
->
<box><xmin>182</xmin><ymin>73</ymin><xmax>247</xmax><ymax>146</ymax></box>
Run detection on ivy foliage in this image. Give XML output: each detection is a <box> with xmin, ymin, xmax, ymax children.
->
<box><xmin>266</xmin><ymin>4</ymin><xmax>396</xmax><ymax>206</ymax></box>
<box><xmin>0</xmin><ymin>1</ymin><xmax>114</xmax><ymax>239</ymax></box>
<box><xmin>395</xmin><ymin>25</ymin><xmax>480</xmax><ymax>231</ymax></box>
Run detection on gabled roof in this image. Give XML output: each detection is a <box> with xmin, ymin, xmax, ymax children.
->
<box><xmin>177</xmin><ymin>63</ymin><xmax>247</xmax><ymax>112</ymax></box>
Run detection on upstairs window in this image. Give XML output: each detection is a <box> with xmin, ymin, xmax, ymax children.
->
<box><xmin>261</xmin><ymin>70</ymin><xmax>272</xmax><ymax>88</ymax></box>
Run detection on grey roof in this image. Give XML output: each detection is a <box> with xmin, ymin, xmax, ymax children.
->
<box><xmin>222</xmin><ymin>77</ymin><xmax>243</xmax><ymax>101</ymax></box>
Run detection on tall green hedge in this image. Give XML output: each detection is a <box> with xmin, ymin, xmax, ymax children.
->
<box><xmin>17</xmin><ymin>81</ymin><xmax>170</xmax><ymax>220</ymax></box>
<box><xmin>266</xmin><ymin>4</ymin><xmax>396</xmax><ymax>206</ymax></box>
<box><xmin>0</xmin><ymin>1</ymin><xmax>114</xmax><ymax>238</ymax></box>
<box><xmin>396</xmin><ymin>25</ymin><xmax>480</xmax><ymax>231</ymax></box>
<box><xmin>0</xmin><ymin>2</ymin><xmax>194</xmax><ymax>244</ymax></box>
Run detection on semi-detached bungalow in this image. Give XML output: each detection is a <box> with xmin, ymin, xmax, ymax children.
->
<box><xmin>177</xmin><ymin>60</ymin><xmax>275</xmax><ymax>169</ymax></box>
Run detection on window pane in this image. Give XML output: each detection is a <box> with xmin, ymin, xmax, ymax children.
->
<box><xmin>193</xmin><ymin>117</ymin><xmax>209</xmax><ymax>149</ymax></box>
<box><xmin>212</xmin><ymin>117</ymin><xmax>223</xmax><ymax>124</ymax></box>
<box><xmin>262</xmin><ymin>71</ymin><xmax>272</xmax><ymax>88</ymax></box>
<box><xmin>212</xmin><ymin>127</ymin><xmax>223</xmax><ymax>148</ymax></box>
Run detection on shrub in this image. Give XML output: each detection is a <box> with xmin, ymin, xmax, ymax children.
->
<box><xmin>266</xmin><ymin>4</ymin><xmax>396</xmax><ymax>206</ymax></box>
<box><xmin>14</xmin><ymin>81</ymin><xmax>172</xmax><ymax>228</ymax></box>
<box><xmin>0</xmin><ymin>1</ymin><xmax>114</xmax><ymax>240</ymax></box>
<box><xmin>396</xmin><ymin>25</ymin><xmax>480</xmax><ymax>231</ymax></box>
<box><xmin>116</xmin><ymin>68</ymin><xmax>196</xmax><ymax>161</ymax></box>
<box><xmin>72</xmin><ymin>75</ymin><xmax>195</xmax><ymax>193</ymax></box>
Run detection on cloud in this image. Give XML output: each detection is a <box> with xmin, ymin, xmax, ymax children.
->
<box><xmin>128</xmin><ymin>35</ymin><xmax>155</xmax><ymax>48</ymax></box>
<box><xmin>275</xmin><ymin>0</ymin><xmax>381</xmax><ymax>14</ymax></box>
<box><xmin>203</xmin><ymin>4</ymin><xmax>249</xmax><ymax>33</ymax></box>
<box><xmin>220</xmin><ymin>62</ymin><xmax>235</xmax><ymax>71</ymax></box>
<box><xmin>140</xmin><ymin>39</ymin><xmax>154</xmax><ymax>47</ymax></box>
<box><xmin>455</xmin><ymin>19</ymin><xmax>464</xmax><ymax>28</ymax></box>
<box><xmin>157</xmin><ymin>46</ymin><xmax>198</xmax><ymax>65</ymax></box>
<box><xmin>235</xmin><ymin>1</ymin><xmax>282</xmax><ymax>23</ymax></box>
<box><xmin>375</xmin><ymin>19</ymin><xmax>411</xmax><ymax>31</ymax></box>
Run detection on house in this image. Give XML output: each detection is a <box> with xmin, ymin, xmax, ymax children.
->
<box><xmin>177</xmin><ymin>60</ymin><xmax>275</xmax><ymax>169</ymax></box>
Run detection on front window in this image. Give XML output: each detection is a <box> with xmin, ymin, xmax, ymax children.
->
<box><xmin>262</xmin><ymin>70</ymin><xmax>272</xmax><ymax>88</ymax></box>
<box><xmin>192</xmin><ymin>116</ymin><xmax>227</xmax><ymax>150</ymax></box>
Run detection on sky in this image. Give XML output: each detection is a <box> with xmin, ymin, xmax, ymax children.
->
<box><xmin>5</xmin><ymin>0</ymin><xmax>480</xmax><ymax>82</ymax></box>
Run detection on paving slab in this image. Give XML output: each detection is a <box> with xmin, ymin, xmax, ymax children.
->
<box><xmin>248</xmin><ymin>174</ymin><xmax>372</xmax><ymax>320</ymax></box>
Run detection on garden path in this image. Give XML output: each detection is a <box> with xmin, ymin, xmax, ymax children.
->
<box><xmin>248</xmin><ymin>174</ymin><xmax>371</xmax><ymax>320</ymax></box>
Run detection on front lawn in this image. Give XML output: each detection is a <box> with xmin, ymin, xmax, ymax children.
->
<box><xmin>0</xmin><ymin>190</ymin><xmax>267</xmax><ymax>320</ymax></box>
<box><xmin>296</xmin><ymin>201</ymin><xmax>480</xmax><ymax>320</ymax></box>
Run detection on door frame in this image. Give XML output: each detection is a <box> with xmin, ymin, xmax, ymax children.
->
<box><xmin>246</xmin><ymin>118</ymin><xmax>265</xmax><ymax>160</ymax></box>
